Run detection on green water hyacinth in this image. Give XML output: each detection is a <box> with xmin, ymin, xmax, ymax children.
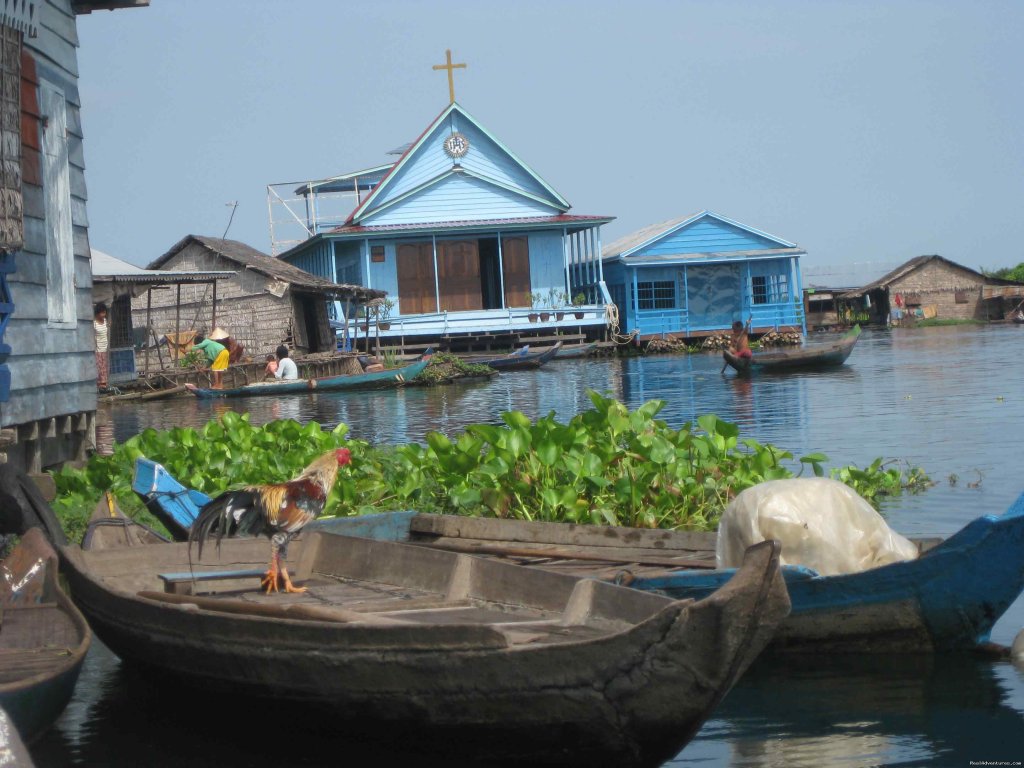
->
<box><xmin>51</xmin><ymin>394</ymin><xmax>930</xmax><ymax>543</ymax></box>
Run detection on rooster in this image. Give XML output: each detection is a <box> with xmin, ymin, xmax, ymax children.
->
<box><xmin>189</xmin><ymin>448</ymin><xmax>352</xmax><ymax>594</ymax></box>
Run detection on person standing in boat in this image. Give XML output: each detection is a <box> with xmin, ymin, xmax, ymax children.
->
<box><xmin>192</xmin><ymin>334</ymin><xmax>230</xmax><ymax>389</ymax></box>
<box><xmin>275</xmin><ymin>345</ymin><xmax>298</xmax><ymax>380</ymax></box>
<box><xmin>729</xmin><ymin>317</ymin><xmax>753</xmax><ymax>360</ymax></box>
<box><xmin>93</xmin><ymin>303</ymin><xmax>109</xmax><ymax>391</ymax></box>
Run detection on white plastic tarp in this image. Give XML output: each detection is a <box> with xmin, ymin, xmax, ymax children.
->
<box><xmin>716</xmin><ymin>478</ymin><xmax>918</xmax><ymax>575</ymax></box>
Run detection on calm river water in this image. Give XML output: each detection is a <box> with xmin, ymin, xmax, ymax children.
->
<box><xmin>34</xmin><ymin>325</ymin><xmax>1024</xmax><ymax>767</ymax></box>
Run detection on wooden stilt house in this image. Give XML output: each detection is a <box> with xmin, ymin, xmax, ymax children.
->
<box><xmin>138</xmin><ymin>236</ymin><xmax>382</xmax><ymax>362</ymax></box>
<box><xmin>0</xmin><ymin>0</ymin><xmax>147</xmax><ymax>473</ymax></box>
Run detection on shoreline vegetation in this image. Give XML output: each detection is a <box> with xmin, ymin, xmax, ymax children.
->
<box><xmin>53</xmin><ymin>392</ymin><xmax>931</xmax><ymax>544</ymax></box>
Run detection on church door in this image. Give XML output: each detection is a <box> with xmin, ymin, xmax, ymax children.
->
<box><xmin>437</xmin><ymin>240</ymin><xmax>483</xmax><ymax>311</ymax></box>
<box><xmin>501</xmin><ymin>237</ymin><xmax>532</xmax><ymax>308</ymax></box>
<box><xmin>396</xmin><ymin>242</ymin><xmax>437</xmax><ymax>314</ymax></box>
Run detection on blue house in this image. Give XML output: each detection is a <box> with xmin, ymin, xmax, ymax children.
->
<box><xmin>602</xmin><ymin>211</ymin><xmax>806</xmax><ymax>339</ymax></box>
<box><xmin>278</xmin><ymin>102</ymin><xmax>612</xmax><ymax>348</ymax></box>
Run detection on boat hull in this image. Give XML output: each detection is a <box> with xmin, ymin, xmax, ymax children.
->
<box><xmin>60</xmin><ymin>534</ymin><xmax>788</xmax><ymax>767</ymax></box>
<box><xmin>0</xmin><ymin>529</ymin><xmax>91</xmax><ymax>744</ymax></box>
<box><xmin>461</xmin><ymin>343</ymin><xmax>562</xmax><ymax>371</ymax></box>
<box><xmin>186</xmin><ymin>358</ymin><xmax>429</xmax><ymax>399</ymax></box>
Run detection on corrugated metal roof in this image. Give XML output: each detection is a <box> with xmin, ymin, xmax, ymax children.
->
<box><xmin>150</xmin><ymin>236</ymin><xmax>383</xmax><ymax>300</ymax></box>
<box><xmin>91</xmin><ymin>248</ymin><xmax>232</xmax><ymax>283</ymax></box>
<box><xmin>622</xmin><ymin>247</ymin><xmax>805</xmax><ymax>266</ymax></box>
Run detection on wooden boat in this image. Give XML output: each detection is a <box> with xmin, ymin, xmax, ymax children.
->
<box><xmin>723</xmin><ymin>325</ymin><xmax>861</xmax><ymax>374</ymax></box>
<box><xmin>132</xmin><ymin>462</ymin><xmax>1024</xmax><ymax>652</ymax></box>
<box><xmin>0</xmin><ymin>528</ymin><xmax>91</xmax><ymax>744</ymax></box>
<box><xmin>553</xmin><ymin>341</ymin><xmax>598</xmax><ymax>359</ymax></box>
<box><xmin>459</xmin><ymin>342</ymin><xmax>562</xmax><ymax>371</ymax></box>
<box><xmin>184</xmin><ymin>356</ymin><xmax>431</xmax><ymax>399</ymax></box>
<box><xmin>83</xmin><ymin>491</ymin><xmax>171</xmax><ymax>549</ymax></box>
<box><xmin>62</xmin><ymin>529</ymin><xmax>788</xmax><ymax>767</ymax></box>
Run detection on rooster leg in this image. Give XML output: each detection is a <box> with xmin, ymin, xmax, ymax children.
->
<box><xmin>260</xmin><ymin>557</ymin><xmax>280</xmax><ymax>594</ymax></box>
<box><xmin>278</xmin><ymin>563</ymin><xmax>307</xmax><ymax>594</ymax></box>
<box><xmin>261</xmin><ymin>540</ymin><xmax>282</xmax><ymax>594</ymax></box>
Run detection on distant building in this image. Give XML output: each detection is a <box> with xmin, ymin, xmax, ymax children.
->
<box><xmin>601</xmin><ymin>211</ymin><xmax>806</xmax><ymax>339</ymax></box>
<box><xmin>0</xmin><ymin>1</ymin><xmax>147</xmax><ymax>472</ymax></box>
<box><xmin>276</xmin><ymin>102</ymin><xmax>612</xmax><ymax>349</ymax></box>
<box><xmin>837</xmin><ymin>255</ymin><xmax>1024</xmax><ymax>325</ymax></box>
<box><xmin>140</xmin><ymin>236</ymin><xmax>381</xmax><ymax>361</ymax></box>
<box><xmin>92</xmin><ymin>249</ymin><xmax>233</xmax><ymax>382</ymax></box>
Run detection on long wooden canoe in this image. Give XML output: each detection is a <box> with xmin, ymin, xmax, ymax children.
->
<box><xmin>0</xmin><ymin>529</ymin><xmax>91</xmax><ymax>744</ymax></box>
<box><xmin>459</xmin><ymin>342</ymin><xmax>562</xmax><ymax>371</ymax></box>
<box><xmin>723</xmin><ymin>325</ymin><xmax>861</xmax><ymax>374</ymax></box>
<box><xmin>62</xmin><ymin>531</ymin><xmax>788</xmax><ymax>767</ymax></box>
<box><xmin>185</xmin><ymin>356</ymin><xmax>430</xmax><ymax>399</ymax></box>
<box><xmin>124</xmin><ymin>464</ymin><xmax>1024</xmax><ymax>652</ymax></box>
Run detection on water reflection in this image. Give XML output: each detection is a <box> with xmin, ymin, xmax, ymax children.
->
<box><xmin>671</xmin><ymin>655</ymin><xmax>1024</xmax><ymax>768</ymax></box>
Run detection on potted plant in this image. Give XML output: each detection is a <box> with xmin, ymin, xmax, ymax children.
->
<box><xmin>528</xmin><ymin>292</ymin><xmax>542</xmax><ymax>323</ymax></box>
<box><xmin>550</xmin><ymin>288</ymin><xmax>569</xmax><ymax>321</ymax></box>
<box><xmin>377</xmin><ymin>298</ymin><xmax>395</xmax><ymax>331</ymax></box>
<box><xmin>573</xmin><ymin>292</ymin><xmax>586</xmax><ymax>319</ymax></box>
<box><xmin>356</xmin><ymin>306</ymin><xmax>369</xmax><ymax>333</ymax></box>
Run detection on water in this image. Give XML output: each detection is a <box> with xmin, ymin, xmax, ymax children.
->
<box><xmin>40</xmin><ymin>325</ymin><xmax>1024</xmax><ymax>766</ymax></box>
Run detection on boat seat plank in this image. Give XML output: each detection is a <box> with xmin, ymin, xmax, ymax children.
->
<box><xmin>0</xmin><ymin>646</ymin><xmax>76</xmax><ymax>683</ymax></box>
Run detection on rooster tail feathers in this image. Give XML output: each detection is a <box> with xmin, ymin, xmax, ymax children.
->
<box><xmin>189</xmin><ymin>490</ymin><xmax>257</xmax><ymax>560</ymax></box>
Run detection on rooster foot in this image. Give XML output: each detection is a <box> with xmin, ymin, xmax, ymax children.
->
<box><xmin>260</xmin><ymin>567</ymin><xmax>280</xmax><ymax>594</ymax></box>
<box><xmin>279</xmin><ymin>566</ymin><xmax>307</xmax><ymax>594</ymax></box>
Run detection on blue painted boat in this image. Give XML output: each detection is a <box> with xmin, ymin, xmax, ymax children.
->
<box><xmin>122</xmin><ymin>463</ymin><xmax>1024</xmax><ymax>652</ymax></box>
<box><xmin>184</xmin><ymin>355</ymin><xmax>431</xmax><ymax>399</ymax></box>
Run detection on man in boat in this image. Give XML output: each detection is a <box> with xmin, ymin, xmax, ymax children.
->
<box><xmin>729</xmin><ymin>318</ymin><xmax>753</xmax><ymax>360</ymax></box>
<box><xmin>192</xmin><ymin>334</ymin><xmax>230</xmax><ymax>389</ymax></box>
<box><xmin>275</xmin><ymin>345</ymin><xmax>298</xmax><ymax>380</ymax></box>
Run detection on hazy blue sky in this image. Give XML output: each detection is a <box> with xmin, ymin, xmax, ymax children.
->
<box><xmin>77</xmin><ymin>1</ymin><xmax>1022</xmax><ymax>279</ymax></box>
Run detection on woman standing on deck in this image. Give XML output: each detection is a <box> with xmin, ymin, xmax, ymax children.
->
<box><xmin>93</xmin><ymin>303</ymin><xmax>109</xmax><ymax>391</ymax></box>
<box><xmin>192</xmin><ymin>334</ymin><xmax>230</xmax><ymax>389</ymax></box>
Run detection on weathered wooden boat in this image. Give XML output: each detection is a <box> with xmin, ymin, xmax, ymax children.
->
<box><xmin>0</xmin><ymin>529</ymin><xmax>91</xmax><ymax>744</ymax></box>
<box><xmin>723</xmin><ymin>325</ymin><xmax>861</xmax><ymax>374</ymax></box>
<box><xmin>61</xmin><ymin>528</ymin><xmax>788</xmax><ymax>767</ymax></box>
<box><xmin>321</xmin><ymin>503</ymin><xmax>1024</xmax><ymax>653</ymax></box>
<box><xmin>84</xmin><ymin>491</ymin><xmax>171</xmax><ymax>549</ymax></box>
<box><xmin>459</xmin><ymin>342</ymin><xmax>562</xmax><ymax>371</ymax></box>
<box><xmin>552</xmin><ymin>341</ymin><xmax>598</xmax><ymax>359</ymax></box>
<box><xmin>130</xmin><ymin>463</ymin><xmax>1024</xmax><ymax>652</ymax></box>
<box><xmin>184</xmin><ymin>356</ymin><xmax>431</xmax><ymax>399</ymax></box>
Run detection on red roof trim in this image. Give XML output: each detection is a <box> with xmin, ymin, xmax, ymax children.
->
<box><xmin>329</xmin><ymin>214</ymin><xmax>612</xmax><ymax>234</ymax></box>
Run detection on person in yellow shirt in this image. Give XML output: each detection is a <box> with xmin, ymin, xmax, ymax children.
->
<box><xmin>192</xmin><ymin>334</ymin><xmax>230</xmax><ymax>389</ymax></box>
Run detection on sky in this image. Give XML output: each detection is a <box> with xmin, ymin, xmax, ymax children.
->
<box><xmin>77</xmin><ymin>0</ymin><xmax>1023</xmax><ymax>281</ymax></box>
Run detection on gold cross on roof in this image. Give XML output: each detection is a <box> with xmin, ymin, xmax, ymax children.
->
<box><xmin>433</xmin><ymin>49</ymin><xmax>467</xmax><ymax>104</ymax></box>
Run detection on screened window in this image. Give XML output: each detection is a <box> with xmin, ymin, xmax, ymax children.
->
<box><xmin>637</xmin><ymin>280</ymin><xmax>676</xmax><ymax>310</ymax></box>
<box><xmin>751</xmin><ymin>273</ymin><xmax>789</xmax><ymax>305</ymax></box>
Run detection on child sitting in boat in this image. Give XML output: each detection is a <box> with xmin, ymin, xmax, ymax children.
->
<box><xmin>729</xmin><ymin>319</ymin><xmax>753</xmax><ymax>359</ymax></box>
<box><xmin>264</xmin><ymin>354</ymin><xmax>278</xmax><ymax>380</ymax></box>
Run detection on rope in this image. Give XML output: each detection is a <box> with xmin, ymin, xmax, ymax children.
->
<box><xmin>604</xmin><ymin>303</ymin><xmax>638</xmax><ymax>346</ymax></box>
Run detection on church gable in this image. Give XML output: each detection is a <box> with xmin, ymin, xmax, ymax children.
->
<box><xmin>635</xmin><ymin>213</ymin><xmax>795</xmax><ymax>258</ymax></box>
<box><xmin>352</xmin><ymin>104</ymin><xmax>569</xmax><ymax>224</ymax></box>
<box><xmin>361</xmin><ymin>173</ymin><xmax>560</xmax><ymax>227</ymax></box>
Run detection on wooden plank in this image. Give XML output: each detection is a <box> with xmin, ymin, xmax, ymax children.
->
<box><xmin>396</xmin><ymin>242</ymin><xmax>437</xmax><ymax>314</ymax></box>
<box><xmin>410</xmin><ymin>514</ymin><xmax>718</xmax><ymax>553</ymax></box>
<box><xmin>501</xmin><ymin>236</ymin><xmax>532</xmax><ymax>308</ymax></box>
<box><xmin>414</xmin><ymin>538</ymin><xmax>717</xmax><ymax>569</ymax></box>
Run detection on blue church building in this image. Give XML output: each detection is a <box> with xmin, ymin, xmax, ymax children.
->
<box><xmin>278</xmin><ymin>102</ymin><xmax>612</xmax><ymax>348</ymax></box>
<box><xmin>602</xmin><ymin>211</ymin><xmax>806</xmax><ymax>339</ymax></box>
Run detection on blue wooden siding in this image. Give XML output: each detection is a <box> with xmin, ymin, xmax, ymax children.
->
<box><xmin>360</xmin><ymin>108</ymin><xmax>564</xmax><ymax>220</ymax></box>
<box><xmin>362</xmin><ymin>174</ymin><xmax>559</xmax><ymax>227</ymax></box>
<box><xmin>285</xmin><ymin>239</ymin><xmax>333</xmax><ymax>282</ymax></box>
<box><xmin>605</xmin><ymin>256</ymin><xmax>804</xmax><ymax>337</ymax></box>
<box><xmin>639</xmin><ymin>218</ymin><xmax>784</xmax><ymax>257</ymax></box>
<box><xmin>333</xmin><ymin>240</ymin><xmax>363</xmax><ymax>285</ymax></box>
